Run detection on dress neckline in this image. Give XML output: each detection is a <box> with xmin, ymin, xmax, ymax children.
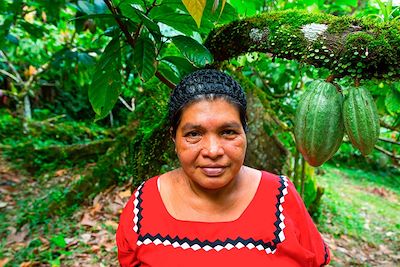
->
<box><xmin>153</xmin><ymin>171</ymin><xmax>265</xmax><ymax>224</ymax></box>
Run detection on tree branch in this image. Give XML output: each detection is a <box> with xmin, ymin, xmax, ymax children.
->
<box><xmin>103</xmin><ymin>0</ymin><xmax>138</xmax><ymax>47</ymax></box>
<box><xmin>118</xmin><ymin>96</ymin><xmax>135</xmax><ymax>112</ymax></box>
<box><xmin>205</xmin><ymin>10</ymin><xmax>400</xmax><ymax>80</ymax></box>
<box><xmin>155</xmin><ymin>71</ymin><xmax>175</xmax><ymax>89</ymax></box>
<box><xmin>374</xmin><ymin>145</ymin><xmax>400</xmax><ymax>160</ymax></box>
<box><xmin>380</xmin><ymin>120</ymin><xmax>399</xmax><ymax>132</ymax></box>
<box><xmin>0</xmin><ymin>69</ymin><xmax>20</xmax><ymax>83</ymax></box>
<box><xmin>0</xmin><ymin>50</ymin><xmax>23</xmax><ymax>83</ymax></box>
<box><xmin>378</xmin><ymin>137</ymin><xmax>400</xmax><ymax>146</ymax></box>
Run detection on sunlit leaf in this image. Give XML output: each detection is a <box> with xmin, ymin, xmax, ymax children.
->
<box><xmin>149</xmin><ymin>5</ymin><xmax>198</xmax><ymax>36</ymax></box>
<box><xmin>133</xmin><ymin>36</ymin><xmax>157</xmax><ymax>81</ymax></box>
<box><xmin>182</xmin><ymin>0</ymin><xmax>206</xmax><ymax>27</ymax></box>
<box><xmin>335</xmin><ymin>0</ymin><xmax>358</xmax><ymax>7</ymax></box>
<box><xmin>50</xmin><ymin>235</ymin><xmax>67</xmax><ymax>249</ymax></box>
<box><xmin>118</xmin><ymin>0</ymin><xmax>144</xmax><ymax>22</ymax></box>
<box><xmin>77</xmin><ymin>0</ymin><xmax>95</xmax><ymax>14</ymax></box>
<box><xmin>172</xmin><ymin>35</ymin><xmax>213</xmax><ymax>67</ymax></box>
<box><xmin>89</xmin><ymin>36</ymin><xmax>121</xmax><ymax>120</ymax></box>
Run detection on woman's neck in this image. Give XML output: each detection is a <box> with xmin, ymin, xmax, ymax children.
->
<box><xmin>160</xmin><ymin>166</ymin><xmax>260</xmax><ymax>222</ymax></box>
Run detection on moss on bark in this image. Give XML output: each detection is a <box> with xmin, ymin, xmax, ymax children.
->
<box><xmin>205</xmin><ymin>9</ymin><xmax>400</xmax><ymax>80</ymax></box>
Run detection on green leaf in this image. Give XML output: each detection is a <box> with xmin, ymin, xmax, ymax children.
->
<box><xmin>385</xmin><ymin>88</ymin><xmax>400</xmax><ymax>114</ymax></box>
<box><xmin>77</xmin><ymin>0</ymin><xmax>95</xmax><ymax>14</ymax></box>
<box><xmin>132</xmin><ymin>7</ymin><xmax>161</xmax><ymax>42</ymax></box>
<box><xmin>149</xmin><ymin>5</ymin><xmax>198</xmax><ymax>36</ymax></box>
<box><xmin>89</xmin><ymin>37</ymin><xmax>121</xmax><ymax>120</ymax></box>
<box><xmin>203</xmin><ymin>0</ymin><xmax>238</xmax><ymax>24</ymax></box>
<box><xmin>161</xmin><ymin>56</ymin><xmax>197</xmax><ymax>77</ymax></box>
<box><xmin>229</xmin><ymin>0</ymin><xmax>264</xmax><ymax>16</ymax></box>
<box><xmin>119</xmin><ymin>0</ymin><xmax>145</xmax><ymax>22</ymax></box>
<box><xmin>19</xmin><ymin>21</ymin><xmax>47</xmax><ymax>39</ymax></box>
<box><xmin>157</xmin><ymin>61</ymin><xmax>181</xmax><ymax>85</ymax></box>
<box><xmin>133</xmin><ymin>36</ymin><xmax>157</xmax><ymax>81</ymax></box>
<box><xmin>182</xmin><ymin>0</ymin><xmax>207</xmax><ymax>27</ymax></box>
<box><xmin>50</xmin><ymin>235</ymin><xmax>67</xmax><ymax>249</ymax></box>
<box><xmin>335</xmin><ymin>0</ymin><xmax>358</xmax><ymax>7</ymax></box>
<box><xmin>172</xmin><ymin>35</ymin><xmax>213</xmax><ymax>67</ymax></box>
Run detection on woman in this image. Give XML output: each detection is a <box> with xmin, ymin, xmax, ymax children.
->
<box><xmin>116</xmin><ymin>69</ymin><xmax>330</xmax><ymax>266</ymax></box>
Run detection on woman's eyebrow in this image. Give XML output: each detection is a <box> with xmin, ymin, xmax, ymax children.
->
<box><xmin>181</xmin><ymin>123</ymin><xmax>202</xmax><ymax>132</ymax></box>
<box><xmin>221</xmin><ymin>122</ymin><xmax>242</xmax><ymax>129</ymax></box>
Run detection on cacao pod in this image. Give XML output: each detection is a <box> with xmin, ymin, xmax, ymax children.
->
<box><xmin>294</xmin><ymin>80</ymin><xmax>344</xmax><ymax>167</ymax></box>
<box><xmin>343</xmin><ymin>86</ymin><xmax>380</xmax><ymax>156</ymax></box>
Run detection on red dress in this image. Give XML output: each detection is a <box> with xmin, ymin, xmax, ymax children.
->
<box><xmin>116</xmin><ymin>171</ymin><xmax>330</xmax><ymax>267</ymax></box>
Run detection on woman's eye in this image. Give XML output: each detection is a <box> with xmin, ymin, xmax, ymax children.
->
<box><xmin>185</xmin><ymin>131</ymin><xmax>201</xmax><ymax>138</ymax></box>
<box><xmin>221</xmin><ymin>129</ymin><xmax>237</xmax><ymax>136</ymax></box>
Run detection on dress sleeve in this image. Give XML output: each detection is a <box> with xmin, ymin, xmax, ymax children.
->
<box><xmin>285</xmin><ymin>178</ymin><xmax>331</xmax><ymax>266</ymax></box>
<box><xmin>116</xmin><ymin>192</ymin><xmax>140</xmax><ymax>267</ymax></box>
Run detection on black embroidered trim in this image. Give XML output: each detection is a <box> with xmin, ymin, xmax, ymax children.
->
<box><xmin>134</xmin><ymin>175</ymin><xmax>288</xmax><ymax>253</ymax></box>
<box><xmin>135</xmin><ymin>183</ymin><xmax>144</xmax><ymax>234</ymax></box>
<box><xmin>320</xmin><ymin>242</ymin><xmax>329</xmax><ymax>266</ymax></box>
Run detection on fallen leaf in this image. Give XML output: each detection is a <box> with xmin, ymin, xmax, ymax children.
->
<box><xmin>92</xmin><ymin>192</ymin><xmax>103</xmax><ymax>206</ymax></box>
<box><xmin>90</xmin><ymin>202</ymin><xmax>103</xmax><ymax>216</ymax></box>
<box><xmin>118</xmin><ymin>189</ymin><xmax>131</xmax><ymax>198</ymax></box>
<box><xmin>0</xmin><ymin>201</ymin><xmax>7</xmax><ymax>208</ymax></box>
<box><xmin>7</xmin><ymin>225</ymin><xmax>29</xmax><ymax>244</ymax></box>
<box><xmin>80</xmin><ymin>213</ymin><xmax>96</xmax><ymax>227</ymax></box>
<box><xmin>103</xmin><ymin>241</ymin><xmax>115</xmax><ymax>252</ymax></box>
<box><xmin>91</xmin><ymin>245</ymin><xmax>101</xmax><ymax>253</ymax></box>
<box><xmin>105</xmin><ymin>202</ymin><xmax>123</xmax><ymax>215</ymax></box>
<box><xmin>19</xmin><ymin>262</ymin><xmax>33</xmax><ymax>267</ymax></box>
<box><xmin>80</xmin><ymin>233</ymin><xmax>92</xmax><ymax>243</ymax></box>
<box><xmin>55</xmin><ymin>169</ymin><xmax>68</xmax><ymax>177</ymax></box>
<box><xmin>0</xmin><ymin>258</ymin><xmax>9</xmax><ymax>267</ymax></box>
<box><xmin>104</xmin><ymin>220</ymin><xmax>118</xmax><ymax>230</ymax></box>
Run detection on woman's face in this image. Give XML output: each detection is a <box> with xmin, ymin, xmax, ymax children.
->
<box><xmin>174</xmin><ymin>98</ymin><xmax>247</xmax><ymax>191</ymax></box>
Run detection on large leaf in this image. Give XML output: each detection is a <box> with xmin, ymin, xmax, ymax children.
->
<box><xmin>149</xmin><ymin>5</ymin><xmax>198</xmax><ymax>36</ymax></box>
<box><xmin>118</xmin><ymin>0</ymin><xmax>145</xmax><ymax>22</ymax></box>
<box><xmin>132</xmin><ymin>7</ymin><xmax>161</xmax><ymax>42</ymax></box>
<box><xmin>161</xmin><ymin>56</ymin><xmax>197</xmax><ymax>77</ymax></box>
<box><xmin>172</xmin><ymin>35</ymin><xmax>213</xmax><ymax>67</ymax></box>
<box><xmin>89</xmin><ymin>37</ymin><xmax>121</xmax><ymax>120</ymax></box>
<box><xmin>182</xmin><ymin>0</ymin><xmax>206</xmax><ymax>27</ymax></box>
<box><xmin>157</xmin><ymin>61</ymin><xmax>181</xmax><ymax>85</ymax></box>
<box><xmin>133</xmin><ymin>36</ymin><xmax>157</xmax><ymax>81</ymax></box>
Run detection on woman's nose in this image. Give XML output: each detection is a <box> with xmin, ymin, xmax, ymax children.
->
<box><xmin>201</xmin><ymin>135</ymin><xmax>224</xmax><ymax>158</ymax></box>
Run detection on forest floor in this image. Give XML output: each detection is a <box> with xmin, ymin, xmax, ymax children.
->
<box><xmin>0</xmin><ymin>156</ymin><xmax>399</xmax><ymax>267</ymax></box>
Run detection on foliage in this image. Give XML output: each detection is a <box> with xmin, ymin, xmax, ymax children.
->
<box><xmin>0</xmin><ymin>0</ymin><xmax>399</xmax><ymax>236</ymax></box>
<box><xmin>317</xmin><ymin>164</ymin><xmax>399</xmax><ymax>248</ymax></box>
<box><xmin>0</xmin><ymin>110</ymin><xmax>112</xmax><ymax>174</ymax></box>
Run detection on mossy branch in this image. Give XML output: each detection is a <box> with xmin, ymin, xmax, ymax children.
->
<box><xmin>205</xmin><ymin>10</ymin><xmax>400</xmax><ymax>80</ymax></box>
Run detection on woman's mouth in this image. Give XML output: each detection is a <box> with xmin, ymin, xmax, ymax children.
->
<box><xmin>200</xmin><ymin>167</ymin><xmax>225</xmax><ymax>176</ymax></box>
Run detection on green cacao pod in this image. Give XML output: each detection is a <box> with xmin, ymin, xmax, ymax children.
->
<box><xmin>343</xmin><ymin>86</ymin><xmax>380</xmax><ymax>156</ymax></box>
<box><xmin>294</xmin><ymin>80</ymin><xmax>344</xmax><ymax>167</ymax></box>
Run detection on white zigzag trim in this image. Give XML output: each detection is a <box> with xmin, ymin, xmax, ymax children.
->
<box><xmin>132</xmin><ymin>182</ymin><xmax>144</xmax><ymax>233</ymax></box>
<box><xmin>135</xmin><ymin>175</ymin><xmax>290</xmax><ymax>255</ymax></box>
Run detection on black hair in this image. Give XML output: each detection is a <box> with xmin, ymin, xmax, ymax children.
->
<box><xmin>168</xmin><ymin>69</ymin><xmax>248</xmax><ymax>137</ymax></box>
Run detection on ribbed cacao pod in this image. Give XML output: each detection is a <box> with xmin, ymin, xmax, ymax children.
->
<box><xmin>294</xmin><ymin>80</ymin><xmax>344</xmax><ymax>167</ymax></box>
<box><xmin>343</xmin><ymin>86</ymin><xmax>380</xmax><ymax>156</ymax></box>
